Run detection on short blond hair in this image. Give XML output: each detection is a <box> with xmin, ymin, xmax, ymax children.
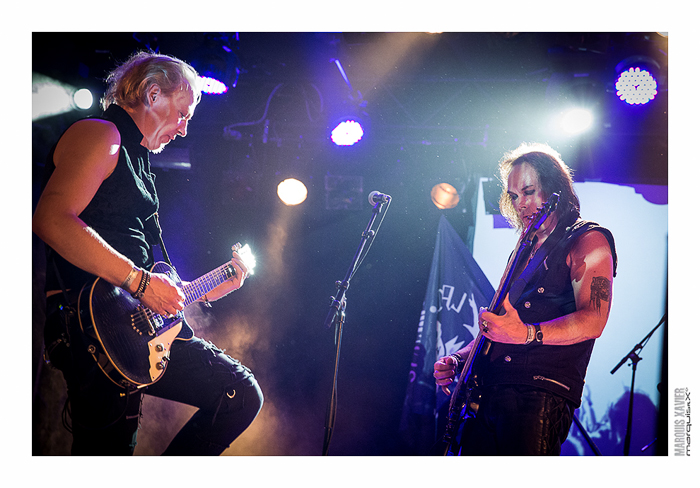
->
<box><xmin>101</xmin><ymin>51</ymin><xmax>202</xmax><ymax>111</ymax></box>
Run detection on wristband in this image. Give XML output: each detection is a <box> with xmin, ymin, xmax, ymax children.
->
<box><xmin>131</xmin><ymin>270</ymin><xmax>151</xmax><ymax>299</ymax></box>
<box><xmin>524</xmin><ymin>323</ymin><xmax>535</xmax><ymax>345</ymax></box>
<box><xmin>120</xmin><ymin>265</ymin><xmax>140</xmax><ymax>290</ymax></box>
<box><xmin>449</xmin><ymin>353</ymin><xmax>464</xmax><ymax>369</ymax></box>
<box><xmin>533</xmin><ymin>323</ymin><xmax>543</xmax><ymax>345</ymax></box>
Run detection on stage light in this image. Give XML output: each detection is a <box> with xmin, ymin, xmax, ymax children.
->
<box><xmin>431</xmin><ymin>183</ymin><xmax>460</xmax><ymax>209</ymax></box>
<box><xmin>331</xmin><ymin>119</ymin><xmax>364</xmax><ymax>146</ymax></box>
<box><xmin>561</xmin><ymin>108</ymin><xmax>593</xmax><ymax>135</ymax></box>
<box><xmin>200</xmin><ymin>76</ymin><xmax>228</xmax><ymax>95</ymax></box>
<box><xmin>190</xmin><ymin>34</ymin><xmax>240</xmax><ymax>96</ymax></box>
<box><xmin>73</xmin><ymin>88</ymin><xmax>94</xmax><ymax>110</ymax></box>
<box><xmin>33</xmin><ymin>73</ymin><xmax>93</xmax><ymax>121</ymax></box>
<box><xmin>277</xmin><ymin>178</ymin><xmax>308</xmax><ymax>206</ymax></box>
<box><xmin>329</xmin><ymin>57</ymin><xmax>369</xmax><ymax>146</ymax></box>
<box><xmin>614</xmin><ymin>55</ymin><xmax>660</xmax><ymax>106</ymax></box>
<box><xmin>615</xmin><ymin>67</ymin><xmax>658</xmax><ymax>105</ymax></box>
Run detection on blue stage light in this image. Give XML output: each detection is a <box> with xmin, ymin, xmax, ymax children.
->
<box><xmin>331</xmin><ymin>119</ymin><xmax>364</xmax><ymax>146</ymax></box>
<box><xmin>615</xmin><ymin>67</ymin><xmax>658</xmax><ymax>105</ymax></box>
<box><xmin>200</xmin><ymin>76</ymin><xmax>228</xmax><ymax>95</ymax></box>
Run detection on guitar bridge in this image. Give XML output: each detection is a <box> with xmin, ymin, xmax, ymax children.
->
<box><xmin>131</xmin><ymin>305</ymin><xmax>161</xmax><ymax>337</ymax></box>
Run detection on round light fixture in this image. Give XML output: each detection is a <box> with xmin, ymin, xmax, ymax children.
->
<box><xmin>615</xmin><ymin>67</ymin><xmax>658</xmax><ymax>105</ymax></box>
<box><xmin>277</xmin><ymin>178</ymin><xmax>308</xmax><ymax>206</ymax></box>
<box><xmin>331</xmin><ymin>120</ymin><xmax>364</xmax><ymax>146</ymax></box>
<box><xmin>431</xmin><ymin>183</ymin><xmax>459</xmax><ymax>209</ymax></box>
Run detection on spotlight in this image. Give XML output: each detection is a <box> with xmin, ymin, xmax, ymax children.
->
<box><xmin>329</xmin><ymin>57</ymin><xmax>369</xmax><ymax>146</ymax></box>
<box><xmin>561</xmin><ymin>108</ymin><xmax>593</xmax><ymax>135</ymax></box>
<box><xmin>615</xmin><ymin>67</ymin><xmax>658</xmax><ymax>105</ymax></box>
<box><xmin>277</xmin><ymin>178</ymin><xmax>308</xmax><ymax>206</ymax></box>
<box><xmin>431</xmin><ymin>183</ymin><xmax>460</xmax><ymax>209</ymax></box>
<box><xmin>190</xmin><ymin>34</ymin><xmax>240</xmax><ymax>95</ymax></box>
<box><xmin>32</xmin><ymin>73</ymin><xmax>94</xmax><ymax>121</ymax></box>
<box><xmin>614</xmin><ymin>55</ymin><xmax>660</xmax><ymax>105</ymax></box>
<box><xmin>73</xmin><ymin>88</ymin><xmax>94</xmax><ymax>110</ymax></box>
<box><xmin>200</xmin><ymin>76</ymin><xmax>228</xmax><ymax>95</ymax></box>
<box><xmin>331</xmin><ymin>119</ymin><xmax>364</xmax><ymax>146</ymax></box>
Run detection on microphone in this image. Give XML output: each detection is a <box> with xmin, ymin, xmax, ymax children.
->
<box><xmin>368</xmin><ymin>191</ymin><xmax>391</xmax><ymax>205</ymax></box>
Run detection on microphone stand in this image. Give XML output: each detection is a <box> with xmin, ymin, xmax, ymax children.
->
<box><xmin>321</xmin><ymin>198</ymin><xmax>389</xmax><ymax>456</ymax></box>
<box><xmin>572</xmin><ymin>413</ymin><xmax>602</xmax><ymax>455</ymax></box>
<box><xmin>610</xmin><ymin>313</ymin><xmax>666</xmax><ymax>456</ymax></box>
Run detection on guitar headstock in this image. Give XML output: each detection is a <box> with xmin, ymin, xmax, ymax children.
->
<box><xmin>233</xmin><ymin>243</ymin><xmax>256</xmax><ymax>275</ymax></box>
<box><xmin>523</xmin><ymin>192</ymin><xmax>560</xmax><ymax>237</ymax></box>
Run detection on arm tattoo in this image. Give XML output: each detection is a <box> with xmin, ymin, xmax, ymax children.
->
<box><xmin>589</xmin><ymin>276</ymin><xmax>612</xmax><ymax>315</ymax></box>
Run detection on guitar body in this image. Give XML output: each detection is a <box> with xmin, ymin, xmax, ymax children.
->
<box><xmin>72</xmin><ymin>244</ymin><xmax>253</xmax><ymax>389</ymax></box>
<box><xmin>77</xmin><ymin>262</ymin><xmax>194</xmax><ymax>389</ymax></box>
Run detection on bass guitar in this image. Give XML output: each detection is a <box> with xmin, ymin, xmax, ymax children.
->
<box><xmin>439</xmin><ymin>193</ymin><xmax>559</xmax><ymax>455</ymax></box>
<box><xmin>76</xmin><ymin>244</ymin><xmax>256</xmax><ymax>389</ymax></box>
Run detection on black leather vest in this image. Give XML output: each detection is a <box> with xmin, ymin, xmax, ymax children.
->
<box><xmin>483</xmin><ymin>219</ymin><xmax>617</xmax><ymax>406</ymax></box>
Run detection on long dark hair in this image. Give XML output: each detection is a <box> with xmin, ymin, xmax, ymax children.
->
<box><xmin>498</xmin><ymin>142</ymin><xmax>580</xmax><ymax>231</ymax></box>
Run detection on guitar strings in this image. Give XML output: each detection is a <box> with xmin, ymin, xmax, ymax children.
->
<box><xmin>128</xmin><ymin>263</ymin><xmax>235</xmax><ymax>337</ymax></box>
<box><xmin>181</xmin><ymin>263</ymin><xmax>234</xmax><ymax>306</ymax></box>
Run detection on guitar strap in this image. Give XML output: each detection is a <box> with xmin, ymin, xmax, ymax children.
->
<box><xmin>506</xmin><ymin>212</ymin><xmax>577</xmax><ymax>307</ymax></box>
<box><xmin>148</xmin><ymin>212</ymin><xmax>175</xmax><ymax>269</ymax></box>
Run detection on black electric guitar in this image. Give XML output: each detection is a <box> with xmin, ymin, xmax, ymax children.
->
<box><xmin>438</xmin><ymin>193</ymin><xmax>559</xmax><ymax>455</ymax></box>
<box><xmin>76</xmin><ymin>245</ymin><xmax>255</xmax><ymax>389</ymax></box>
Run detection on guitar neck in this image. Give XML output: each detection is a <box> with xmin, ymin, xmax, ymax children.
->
<box><xmin>181</xmin><ymin>262</ymin><xmax>235</xmax><ymax>306</ymax></box>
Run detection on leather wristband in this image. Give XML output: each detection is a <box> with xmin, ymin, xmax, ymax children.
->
<box><xmin>131</xmin><ymin>270</ymin><xmax>150</xmax><ymax>299</ymax></box>
<box><xmin>533</xmin><ymin>323</ymin><xmax>543</xmax><ymax>345</ymax></box>
<box><xmin>449</xmin><ymin>353</ymin><xmax>464</xmax><ymax>369</ymax></box>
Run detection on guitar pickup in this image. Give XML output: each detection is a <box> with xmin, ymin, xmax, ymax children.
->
<box><xmin>131</xmin><ymin>305</ymin><xmax>159</xmax><ymax>337</ymax></box>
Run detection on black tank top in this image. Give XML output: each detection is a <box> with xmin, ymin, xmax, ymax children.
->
<box><xmin>43</xmin><ymin>105</ymin><xmax>159</xmax><ymax>292</ymax></box>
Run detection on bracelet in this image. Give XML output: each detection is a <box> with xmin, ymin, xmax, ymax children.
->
<box><xmin>131</xmin><ymin>270</ymin><xmax>151</xmax><ymax>299</ymax></box>
<box><xmin>449</xmin><ymin>353</ymin><xmax>464</xmax><ymax>369</ymax></box>
<box><xmin>120</xmin><ymin>265</ymin><xmax>140</xmax><ymax>290</ymax></box>
<box><xmin>524</xmin><ymin>323</ymin><xmax>535</xmax><ymax>345</ymax></box>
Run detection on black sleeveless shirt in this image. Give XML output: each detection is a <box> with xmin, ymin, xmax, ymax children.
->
<box><xmin>43</xmin><ymin>105</ymin><xmax>159</xmax><ymax>292</ymax></box>
<box><xmin>482</xmin><ymin>217</ymin><xmax>618</xmax><ymax>406</ymax></box>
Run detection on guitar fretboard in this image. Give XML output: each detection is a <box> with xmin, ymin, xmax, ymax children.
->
<box><xmin>181</xmin><ymin>263</ymin><xmax>235</xmax><ymax>306</ymax></box>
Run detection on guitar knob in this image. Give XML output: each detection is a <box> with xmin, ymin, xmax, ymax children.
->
<box><xmin>155</xmin><ymin>343</ymin><xmax>164</xmax><ymax>352</ymax></box>
<box><xmin>156</xmin><ymin>360</ymin><xmax>166</xmax><ymax>371</ymax></box>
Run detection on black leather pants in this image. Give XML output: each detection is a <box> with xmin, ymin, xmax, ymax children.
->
<box><xmin>458</xmin><ymin>384</ymin><xmax>574</xmax><ymax>455</ymax></box>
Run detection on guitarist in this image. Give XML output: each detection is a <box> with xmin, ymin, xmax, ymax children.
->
<box><xmin>434</xmin><ymin>142</ymin><xmax>617</xmax><ymax>455</ymax></box>
<box><xmin>33</xmin><ymin>51</ymin><xmax>263</xmax><ymax>455</ymax></box>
